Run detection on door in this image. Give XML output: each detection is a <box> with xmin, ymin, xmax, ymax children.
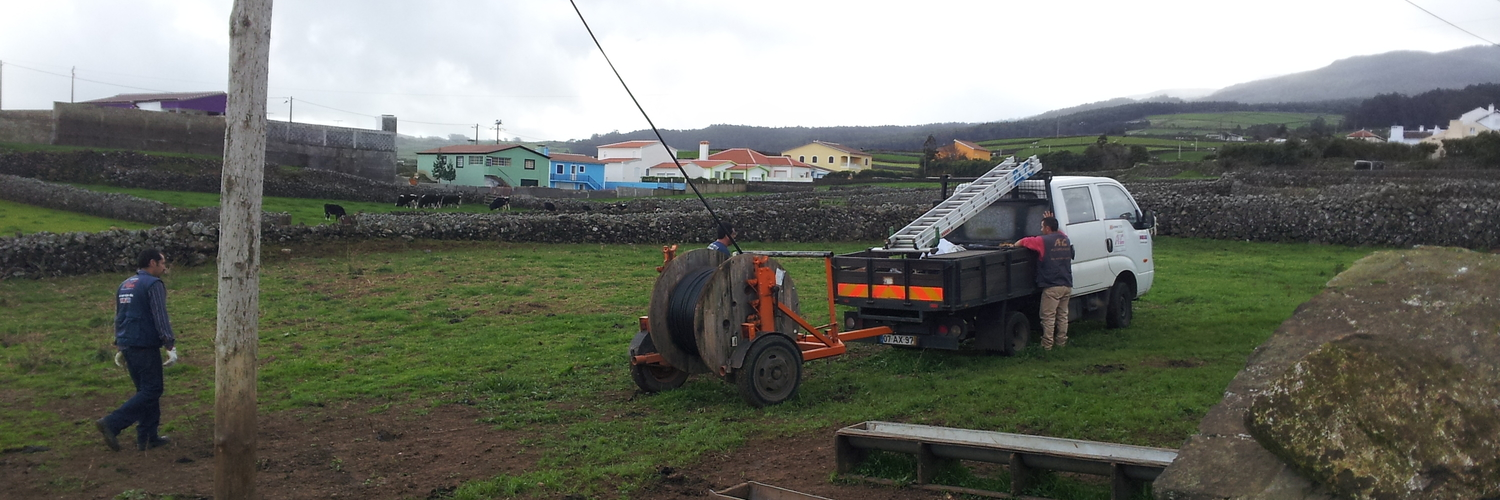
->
<box><xmin>1098</xmin><ymin>182</ymin><xmax>1154</xmax><ymax>296</ymax></box>
<box><xmin>1056</xmin><ymin>185</ymin><xmax>1108</xmax><ymax>294</ymax></box>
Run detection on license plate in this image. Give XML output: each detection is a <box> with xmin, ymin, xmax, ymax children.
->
<box><xmin>880</xmin><ymin>334</ymin><xmax>916</xmax><ymax>346</ymax></box>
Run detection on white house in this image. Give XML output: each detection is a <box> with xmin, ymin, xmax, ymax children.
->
<box><xmin>646</xmin><ymin>159</ymin><xmax>735</xmax><ymax>179</ymax></box>
<box><xmin>1423</xmin><ymin>104</ymin><xmax>1500</xmax><ymax>157</ymax></box>
<box><xmin>1387</xmin><ymin>125</ymin><xmax>1443</xmax><ymax>145</ymax></box>
<box><xmin>596</xmin><ymin>140</ymin><xmax>678</xmax><ymax>184</ymax></box>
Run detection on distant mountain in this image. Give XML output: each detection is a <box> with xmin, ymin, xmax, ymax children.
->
<box><xmin>1027</xmin><ymin>95</ymin><xmax>1185</xmax><ymax>121</ymax></box>
<box><xmin>1202</xmin><ymin>45</ymin><xmax>1500</xmax><ymax>103</ymax></box>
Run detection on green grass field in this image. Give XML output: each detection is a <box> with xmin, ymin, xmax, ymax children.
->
<box><xmin>1128</xmin><ymin>112</ymin><xmax>1343</xmax><ymax>137</ymax></box>
<box><xmin>66</xmin><ymin>184</ymin><xmax>494</xmax><ymax>226</ymax></box>
<box><xmin>0</xmin><ymin>199</ymin><xmax>156</xmax><ymax>235</ymax></box>
<box><xmin>0</xmin><ymin>237</ymin><xmax>1373</xmax><ymax>499</ymax></box>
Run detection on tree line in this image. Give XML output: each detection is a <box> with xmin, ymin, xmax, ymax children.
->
<box><xmin>1345</xmin><ymin>83</ymin><xmax>1500</xmax><ymax>130</ymax></box>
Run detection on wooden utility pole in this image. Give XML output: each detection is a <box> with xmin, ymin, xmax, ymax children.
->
<box><xmin>216</xmin><ymin>1</ymin><xmax>271</xmax><ymax>498</ymax></box>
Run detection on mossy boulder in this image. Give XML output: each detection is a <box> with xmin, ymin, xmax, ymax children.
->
<box><xmin>1156</xmin><ymin>247</ymin><xmax>1500</xmax><ymax>499</ymax></box>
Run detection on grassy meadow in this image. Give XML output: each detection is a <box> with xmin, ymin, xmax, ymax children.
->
<box><xmin>0</xmin><ymin>236</ymin><xmax>1373</xmax><ymax>499</ymax></box>
<box><xmin>0</xmin><ymin>198</ymin><xmax>157</xmax><ymax>236</ymax></box>
<box><xmin>1128</xmin><ymin>111</ymin><xmax>1343</xmax><ymax>137</ymax></box>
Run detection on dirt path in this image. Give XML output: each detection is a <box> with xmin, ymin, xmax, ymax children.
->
<box><xmin>2</xmin><ymin>398</ymin><xmax>948</xmax><ymax>500</ymax></box>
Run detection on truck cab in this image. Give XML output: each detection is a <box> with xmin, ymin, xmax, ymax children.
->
<box><xmin>835</xmin><ymin>170</ymin><xmax>1154</xmax><ymax>354</ymax></box>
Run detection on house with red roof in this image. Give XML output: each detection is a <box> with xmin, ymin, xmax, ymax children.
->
<box><xmin>646</xmin><ymin>159</ymin><xmax>737</xmax><ymax>180</ymax></box>
<box><xmin>781</xmin><ymin>141</ymin><xmax>872</xmax><ymax>173</ymax></box>
<box><xmin>706</xmin><ymin>144</ymin><xmax>832</xmax><ymax>182</ymax></box>
<box><xmin>1345</xmin><ymin>129</ymin><xmax>1385</xmax><ymax>143</ymax></box>
<box><xmin>548</xmin><ymin>152</ymin><xmax>607</xmax><ymax>190</ymax></box>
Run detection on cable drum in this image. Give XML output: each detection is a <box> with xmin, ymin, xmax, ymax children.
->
<box><xmin>666</xmin><ymin>266</ymin><xmax>715</xmax><ymax>356</ymax></box>
<box><xmin>647</xmin><ymin>249</ymin><xmax>803</xmax><ymax>379</ymax></box>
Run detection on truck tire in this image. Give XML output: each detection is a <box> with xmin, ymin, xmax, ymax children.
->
<box><xmin>1002</xmin><ymin>311</ymin><xmax>1031</xmax><ymax>356</ymax></box>
<box><xmin>735</xmin><ymin>334</ymin><xmax>802</xmax><ymax>408</ymax></box>
<box><xmin>1106</xmin><ymin>280</ymin><xmax>1134</xmax><ymax>329</ymax></box>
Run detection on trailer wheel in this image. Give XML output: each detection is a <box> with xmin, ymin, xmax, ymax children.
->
<box><xmin>735</xmin><ymin>334</ymin><xmax>802</xmax><ymax>408</ymax></box>
<box><xmin>631</xmin><ymin>363</ymin><xmax>689</xmax><ymax>393</ymax></box>
<box><xmin>1003</xmin><ymin>312</ymin><xmax>1032</xmax><ymax>356</ymax></box>
<box><xmin>1106</xmin><ymin>280</ymin><xmax>1134</xmax><ymax>329</ymax></box>
<box><xmin>629</xmin><ymin>331</ymin><xmax>689</xmax><ymax>393</ymax></box>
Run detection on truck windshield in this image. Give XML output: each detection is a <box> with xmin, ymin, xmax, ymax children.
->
<box><xmin>948</xmin><ymin>201</ymin><xmax>1050</xmax><ymax>246</ymax></box>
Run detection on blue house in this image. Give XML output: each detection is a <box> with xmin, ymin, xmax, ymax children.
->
<box><xmin>548</xmin><ymin>152</ymin><xmax>606</xmax><ymax>190</ymax></box>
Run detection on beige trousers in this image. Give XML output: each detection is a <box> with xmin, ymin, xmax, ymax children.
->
<box><xmin>1039</xmin><ymin>286</ymin><xmax>1071</xmax><ymax>349</ymax></box>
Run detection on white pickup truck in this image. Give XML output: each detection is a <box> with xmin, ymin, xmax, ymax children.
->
<box><xmin>833</xmin><ymin>171</ymin><xmax>1155</xmax><ymax>354</ymax></box>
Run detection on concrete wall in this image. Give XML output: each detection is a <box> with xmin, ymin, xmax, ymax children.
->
<box><xmin>0</xmin><ymin>110</ymin><xmax>54</xmax><ymax>144</ymax></box>
<box><xmin>43</xmin><ymin>103</ymin><xmax>396</xmax><ymax>182</ymax></box>
<box><xmin>53</xmin><ymin>103</ymin><xmax>225</xmax><ymax>155</ymax></box>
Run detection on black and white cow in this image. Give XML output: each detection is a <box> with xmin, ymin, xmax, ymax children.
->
<box><xmin>488</xmin><ymin>197</ymin><xmax>510</xmax><ymax>211</ymax></box>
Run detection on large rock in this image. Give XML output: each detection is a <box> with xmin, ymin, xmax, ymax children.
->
<box><xmin>1247</xmin><ymin>248</ymin><xmax>1500</xmax><ymax>499</ymax></box>
<box><xmin>1155</xmin><ymin>247</ymin><xmax>1500</xmax><ymax>499</ymax></box>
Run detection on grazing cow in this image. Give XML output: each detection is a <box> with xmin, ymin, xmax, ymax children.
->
<box><xmin>440</xmin><ymin>195</ymin><xmax>461</xmax><ymax>208</ymax></box>
<box><xmin>417</xmin><ymin>194</ymin><xmax>441</xmax><ymax>209</ymax></box>
<box><xmin>543</xmin><ymin>201</ymin><xmax>557</xmax><ymax>212</ymax></box>
<box><xmin>395</xmin><ymin>194</ymin><xmax>418</xmax><ymax>208</ymax></box>
<box><xmin>488</xmin><ymin>197</ymin><xmax>510</xmax><ymax>211</ymax></box>
<box><xmin>324</xmin><ymin>204</ymin><xmax>347</xmax><ymax>220</ymax></box>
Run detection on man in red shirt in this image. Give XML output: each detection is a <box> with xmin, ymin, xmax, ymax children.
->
<box><xmin>1007</xmin><ymin>216</ymin><xmax>1074</xmax><ymax>350</ymax></box>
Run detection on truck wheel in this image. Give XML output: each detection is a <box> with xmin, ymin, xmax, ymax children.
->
<box><xmin>1002</xmin><ymin>312</ymin><xmax>1032</xmax><ymax>356</ymax></box>
<box><xmin>735</xmin><ymin>334</ymin><xmax>802</xmax><ymax>408</ymax></box>
<box><xmin>1106</xmin><ymin>281</ymin><xmax>1134</xmax><ymax>329</ymax></box>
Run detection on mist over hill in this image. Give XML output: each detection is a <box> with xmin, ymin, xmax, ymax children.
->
<box><xmin>1202</xmin><ymin>45</ymin><xmax>1500</xmax><ymax>103</ymax></box>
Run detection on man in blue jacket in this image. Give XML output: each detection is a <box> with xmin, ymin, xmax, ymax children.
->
<box><xmin>96</xmin><ymin>248</ymin><xmax>177</xmax><ymax>452</ymax></box>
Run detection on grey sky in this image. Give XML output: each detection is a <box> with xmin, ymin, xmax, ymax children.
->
<box><xmin>2</xmin><ymin>0</ymin><xmax>1497</xmax><ymax>142</ymax></box>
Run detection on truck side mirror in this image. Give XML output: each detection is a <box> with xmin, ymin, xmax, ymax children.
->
<box><xmin>1132</xmin><ymin>210</ymin><xmax>1156</xmax><ymax>230</ymax></box>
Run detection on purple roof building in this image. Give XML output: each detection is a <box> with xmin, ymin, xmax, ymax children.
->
<box><xmin>82</xmin><ymin>91</ymin><xmax>227</xmax><ymax>115</ymax></box>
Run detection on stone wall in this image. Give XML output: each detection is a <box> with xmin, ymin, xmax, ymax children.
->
<box><xmin>0</xmin><ymin>174</ymin><xmax>289</xmax><ymax>227</ymax></box>
<box><xmin>0</xmin><ymin>205</ymin><xmax>924</xmax><ymax>279</ymax></box>
<box><xmin>0</xmin><ymin>110</ymin><xmax>54</xmax><ymax>144</ymax></box>
<box><xmin>0</xmin><ymin>150</ymin><xmax>479</xmax><ymax>205</ymax></box>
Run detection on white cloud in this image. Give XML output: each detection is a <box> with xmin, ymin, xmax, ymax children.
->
<box><xmin>2</xmin><ymin>0</ymin><xmax>1496</xmax><ymax>140</ymax></box>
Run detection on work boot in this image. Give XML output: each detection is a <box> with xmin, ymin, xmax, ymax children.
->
<box><xmin>95</xmin><ymin>419</ymin><xmax>121</xmax><ymax>452</ymax></box>
<box><xmin>138</xmin><ymin>436</ymin><xmax>171</xmax><ymax>451</ymax></box>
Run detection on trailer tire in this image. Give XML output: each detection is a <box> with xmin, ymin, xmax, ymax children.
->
<box><xmin>1003</xmin><ymin>312</ymin><xmax>1032</xmax><ymax>356</ymax></box>
<box><xmin>630</xmin><ymin>362</ymin><xmax>689</xmax><ymax>393</ymax></box>
<box><xmin>1106</xmin><ymin>280</ymin><xmax>1134</xmax><ymax>329</ymax></box>
<box><xmin>735</xmin><ymin>334</ymin><xmax>802</xmax><ymax>408</ymax></box>
<box><xmin>629</xmin><ymin>331</ymin><xmax>689</xmax><ymax>393</ymax></box>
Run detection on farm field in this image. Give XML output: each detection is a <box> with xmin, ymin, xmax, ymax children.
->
<box><xmin>0</xmin><ymin>198</ymin><xmax>156</xmax><ymax>235</ymax></box>
<box><xmin>67</xmin><ymin>184</ymin><xmax>495</xmax><ymax>225</ymax></box>
<box><xmin>1126</xmin><ymin>111</ymin><xmax>1343</xmax><ymax>137</ymax></box>
<box><xmin>0</xmin><ymin>237</ymin><xmax>1372</xmax><ymax>499</ymax></box>
<box><xmin>973</xmin><ymin>135</ymin><xmax>1225</xmax><ymax>162</ymax></box>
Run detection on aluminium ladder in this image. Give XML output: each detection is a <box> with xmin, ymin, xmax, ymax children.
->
<box><xmin>883</xmin><ymin>155</ymin><xmax>1043</xmax><ymax>252</ymax></box>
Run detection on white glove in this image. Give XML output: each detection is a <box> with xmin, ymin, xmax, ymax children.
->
<box><xmin>114</xmin><ymin>351</ymin><xmax>125</xmax><ymax>367</ymax></box>
<box><xmin>163</xmin><ymin>348</ymin><xmax>179</xmax><ymax>367</ymax></box>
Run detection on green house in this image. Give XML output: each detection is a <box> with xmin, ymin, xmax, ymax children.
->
<box><xmin>416</xmin><ymin>144</ymin><xmax>550</xmax><ymax>188</ymax></box>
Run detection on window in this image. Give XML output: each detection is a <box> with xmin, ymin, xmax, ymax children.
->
<box><xmin>1061</xmin><ymin>186</ymin><xmax>1097</xmax><ymax>223</ymax></box>
<box><xmin>496</xmin><ymin>157</ymin><xmax>511</xmax><ymax>166</ymax></box>
<box><xmin>555</xmin><ymin>163</ymin><xmax>564</xmax><ymax>174</ymax></box>
<box><xmin>520</xmin><ymin>179</ymin><xmax>539</xmax><ymax>187</ymax></box>
<box><xmin>485</xmin><ymin>157</ymin><xmax>496</xmax><ymax>166</ymax></box>
<box><xmin>1098</xmin><ymin>184</ymin><xmax>1137</xmax><ymax>221</ymax></box>
<box><xmin>456</xmin><ymin>156</ymin><xmax>465</xmax><ymax>167</ymax></box>
<box><xmin>811</xmin><ymin>156</ymin><xmax>818</xmax><ymax>163</ymax></box>
<box><xmin>828</xmin><ymin>156</ymin><xmax>834</xmax><ymax>164</ymax></box>
<box><xmin>798</xmin><ymin>155</ymin><xmax>805</xmax><ymax>162</ymax></box>
<box><xmin>469</xmin><ymin>156</ymin><xmax>483</xmax><ymax>164</ymax></box>
<box><xmin>524</xmin><ymin>159</ymin><xmax>536</xmax><ymax>170</ymax></box>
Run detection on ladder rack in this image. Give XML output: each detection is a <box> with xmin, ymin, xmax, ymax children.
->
<box><xmin>883</xmin><ymin>155</ymin><xmax>1042</xmax><ymax>252</ymax></box>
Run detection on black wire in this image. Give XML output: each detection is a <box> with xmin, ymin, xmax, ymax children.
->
<box><xmin>1402</xmin><ymin>0</ymin><xmax>1497</xmax><ymax>45</ymax></box>
<box><xmin>567</xmin><ymin>0</ymin><xmax>740</xmax><ymax>253</ymax></box>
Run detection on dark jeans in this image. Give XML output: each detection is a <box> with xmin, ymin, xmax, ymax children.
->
<box><xmin>102</xmin><ymin>347</ymin><xmax>164</xmax><ymax>445</ymax></box>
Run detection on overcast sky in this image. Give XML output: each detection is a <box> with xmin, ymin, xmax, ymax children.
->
<box><xmin>2</xmin><ymin>0</ymin><xmax>1497</xmax><ymax>142</ymax></box>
